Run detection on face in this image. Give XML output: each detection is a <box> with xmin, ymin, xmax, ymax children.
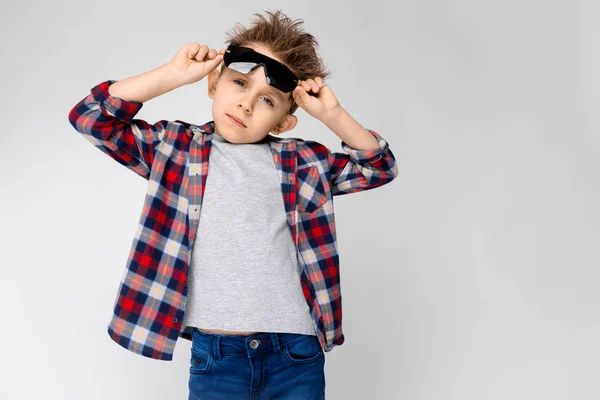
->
<box><xmin>207</xmin><ymin>43</ymin><xmax>298</xmax><ymax>144</ymax></box>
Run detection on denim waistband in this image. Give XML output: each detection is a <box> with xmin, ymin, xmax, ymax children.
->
<box><xmin>190</xmin><ymin>328</ymin><xmax>318</xmax><ymax>360</ymax></box>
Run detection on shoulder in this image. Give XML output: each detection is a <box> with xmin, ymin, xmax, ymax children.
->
<box><xmin>295</xmin><ymin>137</ymin><xmax>331</xmax><ymax>168</ymax></box>
<box><xmin>168</xmin><ymin>120</ymin><xmax>217</xmax><ymax>144</ymax></box>
<box><xmin>175</xmin><ymin>119</ymin><xmax>208</xmax><ymax>135</ymax></box>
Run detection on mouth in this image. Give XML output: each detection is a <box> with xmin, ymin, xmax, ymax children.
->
<box><xmin>226</xmin><ymin>114</ymin><xmax>246</xmax><ymax>128</ymax></box>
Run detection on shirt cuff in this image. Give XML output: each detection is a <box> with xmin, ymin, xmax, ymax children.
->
<box><xmin>90</xmin><ymin>79</ymin><xmax>144</xmax><ymax>124</ymax></box>
<box><xmin>340</xmin><ymin>129</ymin><xmax>389</xmax><ymax>163</ymax></box>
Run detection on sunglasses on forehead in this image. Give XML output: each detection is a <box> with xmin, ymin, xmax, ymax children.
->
<box><xmin>223</xmin><ymin>45</ymin><xmax>300</xmax><ymax>93</ymax></box>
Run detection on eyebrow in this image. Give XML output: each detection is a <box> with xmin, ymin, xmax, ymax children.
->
<box><xmin>266</xmin><ymin>86</ymin><xmax>286</xmax><ymax>102</ymax></box>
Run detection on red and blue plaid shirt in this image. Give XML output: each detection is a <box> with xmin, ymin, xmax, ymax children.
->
<box><xmin>68</xmin><ymin>80</ymin><xmax>398</xmax><ymax>360</ymax></box>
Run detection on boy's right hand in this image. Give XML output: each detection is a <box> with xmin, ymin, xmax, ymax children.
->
<box><xmin>168</xmin><ymin>43</ymin><xmax>226</xmax><ymax>85</ymax></box>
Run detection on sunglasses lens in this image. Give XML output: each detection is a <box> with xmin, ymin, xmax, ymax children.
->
<box><xmin>227</xmin><ymin>62</ymin><xmax>257</xmax><ymax>74</ymax></box>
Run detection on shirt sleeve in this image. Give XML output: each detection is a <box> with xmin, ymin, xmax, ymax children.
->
<box><xmin>68</xmin><ymin>79</ymin><xmax>171</xmax><ymax>180</ymax></box>
<box><xmin>327</xmin><ymin>129</ymin><xmax>399</xmax><ymax>196</ymax></box>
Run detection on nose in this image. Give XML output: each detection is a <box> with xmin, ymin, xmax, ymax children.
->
<box><xmin>237</xmin><ymin>97</ymin><xmax>252</xmax><ymax>114</ymax></box>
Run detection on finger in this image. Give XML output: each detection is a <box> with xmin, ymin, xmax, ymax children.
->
<box><xmin>196</xmin><ymin>45</ymin><xmax>209</xmax><ymax>61</ymax></box>
<box><xmin>305</xmin><ymin>78</ymin><xmax>319</xmax><ymax>92</ymax></box>
<box><xmin>186</xmin><ymin>42</ymin><xmax>200</xmax><ymax>59</ymax></box>
<box><xmin>207</xmin><ymin>48</ymin><xmax>217</xmax><ymax>59</ymax></box>
<box><xmin>315</xmin><ymin>77</ymin><xmax>325</xmax><ymax>87</ymax></box>
<box><xmin>301</xmin><ymin>80</ymin><xmax>311</xmax><ymax>92</ymax></box>
<box><xmin>196</xmin><ymin>44</ymin><xmax>210</xmax><ymax>61</ymax></box>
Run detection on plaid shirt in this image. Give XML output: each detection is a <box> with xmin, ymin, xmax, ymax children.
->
<box><xmin>68</xmin><ymin>80</ymin><xmax>398</xmax><ymax>361</ymax></box>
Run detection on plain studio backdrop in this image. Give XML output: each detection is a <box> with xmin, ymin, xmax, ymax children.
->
<box><xmin>1</xmin><ymin>0</ymin><xmax>598</xmax><ymax>399</ymax></box>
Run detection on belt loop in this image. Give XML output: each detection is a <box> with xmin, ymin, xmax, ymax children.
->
<box><xmin>269</xmin><ymin>333</ymin><xmax>281</xmax><ymax>354</ymax></box>
<box><xmin>213</xmin><ymin>335</ymin><xmax>222</xmax><ymax>360</ymax></box>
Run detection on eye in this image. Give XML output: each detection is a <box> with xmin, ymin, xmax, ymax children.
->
<box><xmin>233</xmin><ymin>79</ymin><xmax>274</xmax><ymax>107</ymax></box>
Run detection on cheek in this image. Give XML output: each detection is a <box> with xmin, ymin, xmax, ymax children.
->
<box><xmin>211</xmin><ymin>90</ymin><xmax>228</xmax><ymax>109</ymax></box>
<box><xmin>211</xmin><ymin>98</ymin><xmax>220</xmax><ymax>113</ymax></box>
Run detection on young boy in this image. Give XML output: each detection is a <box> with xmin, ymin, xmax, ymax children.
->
<box><xmin>68</xmin><ymin>9</ymin><xmax>397</xmax><ymax>399</ymax></box>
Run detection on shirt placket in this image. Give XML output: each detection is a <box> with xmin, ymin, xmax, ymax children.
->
<box><xmin>188</xmin><ymin>136</ymin><xmax>203</xmax><ymax>244</ymax></box>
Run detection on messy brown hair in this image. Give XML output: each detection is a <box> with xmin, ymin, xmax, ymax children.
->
<box><xmin>223</xmin><ymin>9</ymin><xmax>330</xmax><ymax>114</ymax></box>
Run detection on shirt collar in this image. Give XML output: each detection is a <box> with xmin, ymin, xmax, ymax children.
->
<box><xmin>189</xmin><ymin>121</ymin><xmax>294</xmax><ymax>144</ymax></box>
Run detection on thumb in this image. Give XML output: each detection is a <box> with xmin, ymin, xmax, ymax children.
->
<box><xmin>202</xmin><ymin>54</ymin><xmax>224</xmax><ymax>74</ymax></box>
<box><xmin>293</xmin><ymin>86</ymin><xmax>310</xmax><ymax>107</ymax></box>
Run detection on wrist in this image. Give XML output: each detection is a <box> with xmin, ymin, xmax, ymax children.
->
<box><xmin>159</xmin><ymin>63</ymin><xmax>188</xmax><ymax>89</ymax></box>
<box><xmin>321</xmin><ymin>104</ymin><xmax>345</xmax><ymax>125</ymax></box>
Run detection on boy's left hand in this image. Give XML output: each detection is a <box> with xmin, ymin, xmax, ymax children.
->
<box><xmin>293</xmin><ymin>77</ymin><xmax>340</xmax><ymax>122</ymax></box>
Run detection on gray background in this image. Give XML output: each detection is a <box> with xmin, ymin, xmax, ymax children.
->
<box><xmin>1</xmin><ymin>0</ymin><xmax>598</xmax><ymax>399</ymax></box>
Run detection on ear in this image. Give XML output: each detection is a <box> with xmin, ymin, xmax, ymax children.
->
<box><xmin>271</xmin><ymin>114</ymin><xmax>298</xmax><ymax>135</ymax></box>
<box><xmin>207</xmin><ymin>69</ymin><xmax>221</xmax><ymax>99</ymax></box>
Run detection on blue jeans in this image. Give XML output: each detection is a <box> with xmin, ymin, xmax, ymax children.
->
<box><xmin>188</xmin><ymin>327</ymin><xmax>326</xmax><ymax>399</ymax></box>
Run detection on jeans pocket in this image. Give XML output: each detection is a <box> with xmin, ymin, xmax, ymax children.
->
<box><xmin>190</xmin><ymin>347</ymin><xmax>213</xmax><ymax>374</ymax></box>
<box><xmin>282</xmin><ymin>335</ymin><xmax>324</xmax><ymax>364</ymax></box>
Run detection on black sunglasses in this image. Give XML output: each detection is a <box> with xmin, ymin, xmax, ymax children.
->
<box><xmin>223</xmin><ymin>45</ymin><xmax>300</xmax><ymax>93</ymax></box>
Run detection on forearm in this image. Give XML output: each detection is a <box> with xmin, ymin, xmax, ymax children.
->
<box><xmin>321</xmin><ymin>106</ymin><xmax>380</xmax><ymax>150</ymax></box>
<box><xmin>108</xmin><ymin>63</ymin><xmax>185</xmax><ymax>103</ymax></box>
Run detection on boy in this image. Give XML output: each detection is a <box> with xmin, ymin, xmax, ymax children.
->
<box><xmin>68</xmin><ymin>9</ymin><xmax>397</xmax><ymax>399</ymax></box>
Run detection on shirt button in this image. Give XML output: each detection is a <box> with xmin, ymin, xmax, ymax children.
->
<box><xmin>172</xmin><ymin>317</ymin><xmax>179</xmax><ymax>323</ymax></box>
<box><xmin>249</xmin><ymin>339</ymin><xmax>260</xmax><ymax>349</ymax></box>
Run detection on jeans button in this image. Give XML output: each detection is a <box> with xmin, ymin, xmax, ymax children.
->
<box><xmin>249</xmin><ymin>339</ymin><xmax>260</xmax><ymax>349</ymax></box>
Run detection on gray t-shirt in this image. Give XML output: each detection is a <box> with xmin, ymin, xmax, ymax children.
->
<box><xmin>182</xmin><ymin>133</ymin><xmax>316</xmax><ymax>336</ymax></box>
